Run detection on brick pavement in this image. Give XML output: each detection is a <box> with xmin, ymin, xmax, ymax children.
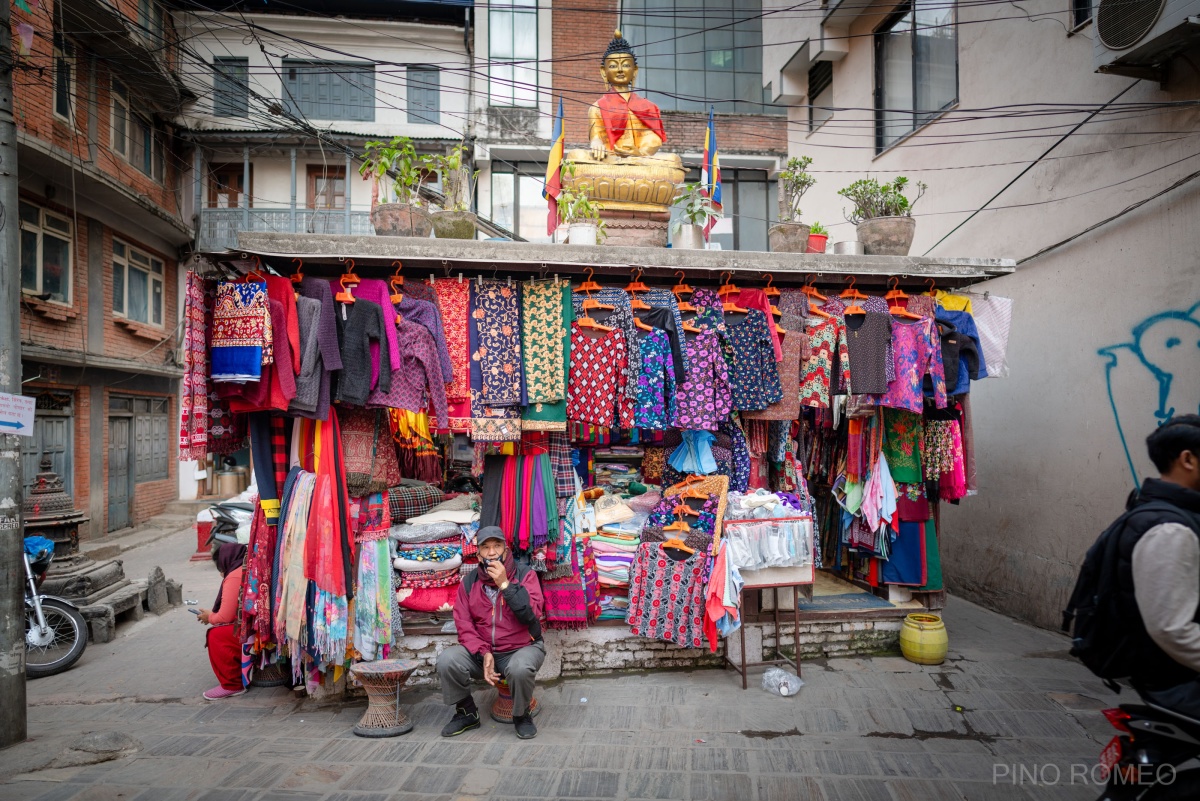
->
<box><xmin>1</xmin><ymin>526</ymin><xmax>1112</xmax><ymax>800</ymax></box>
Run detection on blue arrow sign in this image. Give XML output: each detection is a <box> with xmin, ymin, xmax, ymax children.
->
<box><xmin>0</xmin><ymin>420</ymin><xmax>24</xmax><ymax>429</ymax></box>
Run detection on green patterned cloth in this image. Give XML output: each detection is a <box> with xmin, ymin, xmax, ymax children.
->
<box><xmin>882</xmin><ymin>409</ymin><xmax>923</xmax><ymax>485</ymax></box>
<box><xmin>522</xmin><ymin>280</ymin><xmax>566</xmax><ymax>403</ymax></box>
<box><xmin>523</xmin><ymin>283</ymin><xmax>572</xmax><ymax>429</ymax></box>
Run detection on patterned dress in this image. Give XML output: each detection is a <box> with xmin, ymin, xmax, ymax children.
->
<box><xmin>626</xmin><ymin>543</ymin><xmax>707</xmax><ymax>649</ymax></box>
<box><xmin>572</xmin><ymin>288</ymin><xmax>641</xmax><ymax>402</ymax></box>
<box><xmin>799</xmin><ymin>317</ymin><xmax>850</xmax><ymax>409</ymax></box>
<box><xmin>861</xmin><ymin>296</ymin><xmax>896</xmax><ymax>382</ymax></box>
<box><xmin>725</xmin><ymin>310</ymin><xmax>783</xmax><ymax>411</ymax></box>
<box><xmin>673</xmin><ymin>329</ymin><xmax>732</xmax><ymax>431</ymax></box>
<box><xmin>566</xmin><ymin>323</ymin><xmax>634</xmax><ymax>428</ymax></box>
<box><xmin>634</xmin><ymin>328</ymin><xmax>676</xmax><ymax>430</ymax></box>
<box><xmin>431</xmin><ymin>277</ymin><xmax>472</xmax><ymax>406</ymax></box>
<box><xmin>879</xmin><ymin>317</ymin><xmax>948</xmax><ymax>414</ymax></box>
<box><xmin>882</xmin><ymin>408</ymin><xmax>924</xmax><ymax>484</ymax></box>
<box><xmin>472</xmin><ymin>279</ymin><xmax>524</xmax><ymax>407</ymax></box>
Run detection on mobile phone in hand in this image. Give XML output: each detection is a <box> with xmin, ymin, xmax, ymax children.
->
<box><xmin>189</xmin><ymin>609</ymin><xmax>201</xmax><ymax>615</ymax></box>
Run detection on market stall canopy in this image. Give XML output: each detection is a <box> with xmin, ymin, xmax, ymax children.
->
<box><xmin>202</xmin><ymin>233</ymin><xmax>1016</xmax><ymax>290</ymax></box>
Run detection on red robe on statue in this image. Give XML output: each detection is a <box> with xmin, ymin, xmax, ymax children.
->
<box><xmin>596</xmin><ymin>92</ymin><xmax>668</xmax><ymax>151</ymax></box>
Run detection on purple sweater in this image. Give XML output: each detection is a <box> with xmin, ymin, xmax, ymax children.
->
<box><xmin>367</xmin><ymin>318</ymin><xmax>449</xmax><ymax>427</ymax></box>
<box><xmin>397</xmin><ymin>295</ymin><xmax>453</xmax><ymax>383</ymax></box>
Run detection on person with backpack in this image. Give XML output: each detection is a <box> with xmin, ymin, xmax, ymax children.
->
<box><xmin>437</xmin><ymin>526</ymin><xmax>545</xmax><ymax>739</ymax></box>
<box><xmin>1065</xmin><ymin>415</ymin><xmax>1200</xmax><ymax>715</ymax></box>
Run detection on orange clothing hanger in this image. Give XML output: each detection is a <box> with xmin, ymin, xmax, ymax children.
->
<box><xmin>885</xmin><ymin>277</ymin><xmax>921</xmax><ymax>320</ymax></box>
<box><xmin>840</xmin><ymin>276</ymin><xmax>867</xmax><ymax>302</ymax></box>
<box><xmin>672</xmin><ymin>271</ymin><xmax>694</xmax><ymax>298</ymax></box>
<box><xmin>801</xmin><ymin>274</ymin><xmax>827</xmax><ymax>302</ymax></box>
<box><xmin>576</xmin><ymin>267</ymin><xmax>602</xmax><ymax>293</ymax></box>
<box><xmin>717</xmin><ymin>271</ymin><xmax>739</xmax><ymax>298</ymax></box>
<box><xmin>335</xmin><ymin>259</ymin><xmax>360</xmax><ymax>304</ymax></box>
<box><xmin>624</xmin><ymin>267</ymin><xmax>650</xmax><ymax>294</ymax></box>
<box><xmin>762</xmin><ymin>273</ymin><xmax>780</xmax><ymax>298</ymax></box>
<box><xmin>290</xmin><ymin>258</ymin><xmax>303</xmax><ymax>300</ymax></box>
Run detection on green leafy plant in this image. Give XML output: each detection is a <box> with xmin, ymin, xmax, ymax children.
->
<box><xmin>670</xmin><ymin>182</ymin><xmax>720</xmax><ymax>234</ymax></box>
<box><xmin>557</xmin><ymin>161</ymin><xmax>607</xmax><ymax>241</ymax></box>
<box><xmin>838</xmin><ymin>176</ymin><xmax>927</xmax><ymax>225</ymax></box>
<box><xmin>359</xmin><ymin>136</ymin><xmax>431</xmax><ymax>206</ymax></box>
<box><xmin>777</xmin><ymin>156</ymin><xmax>816</xmax><ymax>222</ymax></box>
<box><xmin>430</xmin><ymin>144</ymin><xmax>479</xmax><ymax>212</ymax></box>
<box><xmin>809</xmin><ymin>221</ymin><xmax>828</xmax><ymax>236</ymax></box>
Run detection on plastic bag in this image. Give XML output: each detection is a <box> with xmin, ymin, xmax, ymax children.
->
<box><xmin>761</xmin><ymin>667</ymin><xmax>804</xmax><ymax>697</ymax></box>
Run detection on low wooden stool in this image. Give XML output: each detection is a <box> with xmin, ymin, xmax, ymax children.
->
<box><xmin>350</xmin><ymin>658</ymin><xmax>419</xmax><ymax>737</ymax></box>
<box><xmin>489</xmin><ymin>677</ymin><xmax>541</xmax><ymax>723</ymax></box>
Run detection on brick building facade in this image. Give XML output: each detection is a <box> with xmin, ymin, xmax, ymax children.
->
<box><xmin>14</xmin><ymin>0</ymin><xmax>190</xmax><ymax>536</ymax></box>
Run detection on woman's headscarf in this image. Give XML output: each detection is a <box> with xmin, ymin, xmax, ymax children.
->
<box><xmin>212</xmin><ymin>542</ymin><xmax>247</xmax><ymax>612</ymax></box>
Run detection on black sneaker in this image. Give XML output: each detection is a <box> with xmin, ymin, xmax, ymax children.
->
<box><xmin>440</xmin><ymin>703</ymin><xmax>480</xmax><ymax>737</ymax></box>
<box><xmin>513</xmin><ymin>712</ymin><xmax>537</xmax><ymax>739</ymax></box>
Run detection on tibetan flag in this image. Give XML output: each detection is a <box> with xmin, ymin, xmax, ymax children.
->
<box><xmin>543</xmin><ymin>96</ymin><xmax>566</xmax><ymax>237</ymax></box>
<box><xmin>700</xmin><ymin>105</ymin><xmax>722</xmax><ymax>242</ymax></box>
<box><xmin>14</xmin><ymin>0</ymin><xmax>31</xmax><ymax>12</ymax></box>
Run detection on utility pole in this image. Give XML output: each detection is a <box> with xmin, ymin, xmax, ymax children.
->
<box><xmin>0</xmin><ymin>0</ymin><xmax>28</xmax><ymax>748</ymax></box>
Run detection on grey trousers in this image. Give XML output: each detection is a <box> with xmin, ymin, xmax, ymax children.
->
<box><xmin>437</xmin><ymin>642</ymin><xmax>546</xmax><ymax>717</ymax></box>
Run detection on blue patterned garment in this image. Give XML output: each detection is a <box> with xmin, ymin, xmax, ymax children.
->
<box><xmin>726</xmin><ymin>310</ymin><xmax>783</xmax><ymax>411</ymax></box>
<box><xmin>634</xmin><ymin>328</ymin><xmax>676</xmax><ymax>430</ymax></box>
<box><xmin>644</xmin><ymin>289</ymin><xmax>690</xmax><ymax>376</ymax></box>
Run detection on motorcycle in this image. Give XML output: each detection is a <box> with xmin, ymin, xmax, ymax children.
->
<box><xmin>206</xmin><ymin>500</ymin><xmax>254</xmax><ymax>546</ymax></box>
<box><xmin>23</xmin><ymin>536</ymin><xmax>88</xmax><ymax>678</ymax></box>
<box><xmin>1094</xmin><ymin>703</ymin><xmax>1200</xmax><ymax>799</ymax></box>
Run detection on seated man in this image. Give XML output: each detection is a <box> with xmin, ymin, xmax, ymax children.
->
<box><xmin>437</xmin><ymin>526</ymin><xmax>545</xmax><ymax>739</ymax></box>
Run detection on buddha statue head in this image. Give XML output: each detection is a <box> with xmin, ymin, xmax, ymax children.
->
<box><xmin>600</xmin><ymin>30</ymin><xmax>638</xmax><ymax>93</ymax></box>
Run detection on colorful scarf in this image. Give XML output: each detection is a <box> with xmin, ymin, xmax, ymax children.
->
<box><xmin>580</xmin><ymin>536</ymin><xmax>601</xmax><ymax>624</ymax></box>
<box><xmin>211</xmin><ymin>280</ymin><xmax>273</xmax><ymax>382</ymax></box>
<box><xmin>397</xmin><ymin>567</ymin><xmax>462</xmax><ymax>589</ymax></box>
<box><xmin>178</xmin><ymin>271</ymin><xmax>209</xmax><ymax>460</ymax></box>
<box><xmin>275</xmin><ymin>470</ymin><xmax>315</xmax><ymax>666</ymax></box>
<box><xmin>543</xmin><ymin>539</ymin><xmax>588</xmax><ymax>630</ymax></box>
<box><xmin>432</xmin><ymin>278</ymin><xmax>472</xmax><ymax>403</ymax></box>
<box><xmin>352</xmin><ymin>493</ymin><xmax>392</xmax><ymax>661</ymax></box>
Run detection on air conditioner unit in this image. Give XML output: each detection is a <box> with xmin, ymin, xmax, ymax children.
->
<box><xmin>1092</xmin><ymin>0</ymin><xmax>1200</xmax><ymax>79</ymax></box>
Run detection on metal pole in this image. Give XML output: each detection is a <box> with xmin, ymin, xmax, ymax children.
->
<box><xmin>343</xmin><ymin>152</ymin><xmax>351</xmax><ymax>234</ymax></box>
<box><xmin>289</xmin><ymin>148</ymin><xmax>297</xmax><ymax>233</ymax></box>
<box><xmin>0</xmin><ymin>0</ymin><xmax>29</xmax><ymax>747</ymax></box>
<box><xmin>241</xmin><ymin>145</ymin><xmax>250</xmax><ymax>234</ymax></box>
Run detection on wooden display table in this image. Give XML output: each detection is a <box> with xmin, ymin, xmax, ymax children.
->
<box><xmin>349</xmin><ymin>658</ymin><xmax>419</xmax><ymax>737</ymax></box>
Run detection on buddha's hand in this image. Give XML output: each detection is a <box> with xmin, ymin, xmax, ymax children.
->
<box><xmin>590</xmin><ymin>141</ymin><xmax>608</xmax><ymax>161</ymax></box>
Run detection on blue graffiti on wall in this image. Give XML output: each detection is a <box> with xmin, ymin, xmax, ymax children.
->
<box><xmin>1098</xmin><ymin>300</ymin><xmax>1200</xmax><ymax>486</ymax></box>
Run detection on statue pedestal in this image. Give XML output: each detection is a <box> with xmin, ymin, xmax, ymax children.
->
<box><xmin>600</xmin><ymin>209</ymin><xmax>671</xmax><ymax>248</ymax></box>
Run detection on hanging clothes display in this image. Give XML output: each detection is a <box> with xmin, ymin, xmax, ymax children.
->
<box><xmin>673</xmin><ymin>329</ymin><xmax>732</xmax><ymax>431</ymax></box>
<box><xmin>211</xmin><ymin>281</ymin><xmax>272</xmax><ymax>382</ymax></box>
<box><xmin>799</xmin><ymin>317</ymin><xmax>850</xmax><ymax>409</ymax></box>
<box><xmin>567</xmin><ymin>323</ymin><xmax>634</xmax><ymax>429</ymax></box>
<box><xmin>634</xmin><ymin>327</ymin><xmax>677</xmax><ymax>430</ymax></box>
<box><xmin>626</xmin><ymin>543</ymin><xmax>707</xmax><ymax>649</ymax></box>
<box><xmin>725</xmin><ymin>309</ymin><xmax>783</xmax><ymax>411</ymax></box>
<box><xmin>878</xmin><ymin>317</ymin><xmax>948</xmax><ymax>414</ymax></box>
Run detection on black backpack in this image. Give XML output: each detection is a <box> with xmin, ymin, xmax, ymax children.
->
<box><xmin>1062</xmin><ymin>501</ymin><xmax>1200</xmax><ymax>691</ymax></box>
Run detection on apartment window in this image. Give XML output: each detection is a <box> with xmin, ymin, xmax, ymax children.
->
<box><xmin>1072</xmin><ymin>0</ymin><xmax>1091</xmax><ymax>28</ymax></box>
<box><xmin>213</xmin><ymin>57</ymin><xmax>249</xmax><ymax>118</ymax></box>
<box><xmin>808</xmin><ymin>61</ymin><xmax>833</xmax><ymax>132</ymax></box>
<box><xmin>19</xmin><ymin>202</ymin><xmax>72</xmax><ymax>304</ymax></box>
<box><xmin>113</xmin><ymin>240</ymin><xmax>164</xmax><ymax>326</ymax></box>
<box><xmin>53</xmin><ymin>35</ymin><xmax>75</xmax><ymax>122</ymax></box>
<box><xmin>621</xmin><ymin>0</ymin><xmax>782</xmax><ymax>114</ymax></box>
<box><xmin>490</xmin><ymin>162</ymin><xmax>551</xmax><ymax>242</ymax></box>
<box><xmin>111</xmin><ymin>79</ymin><xmax>129</xmax><ymax>156</ymax></box>
<box><xmin>666</xmin><ymin>168</ymin><xmax>775</xmax><ymax>251</ymax></box>
<box><xmin>307</xmin><ymin>165</ymin><xmax>346</xmax><ymax>209</ymax></box>
<box><xmin>874</xmin><ymin>0</ymin><xmax>958</xmax><ymax>151</ymax></box>
<box><xmin>138</xmin><ymin>0</ymin><xmax>165</xmax><ymax>43</ymax></box>
<box><xmin>208</xmin><ymin>165</ymin><xmax>252</xmax><ymax>208</ymax></box>
<box><xmin>283</xmin><ymin>59</ymin><xmax>375</xmax><ymax>121</ymax></box>
<box><xmin>488</xmin><ymin>0</ymin><xmax>538</xmax><ymax>107</ymax></box>
<box><xmin>128</xmin><ymin>116</ymin><xmax>165</xmax><ymax>182</ymax></box>
<box><xmin>407</xmin><ymin>65</ymin><xmax>441</xmax><ymax>124</ymax></box>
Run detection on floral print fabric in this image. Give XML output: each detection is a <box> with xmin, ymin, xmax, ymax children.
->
<box><xmin>626</xmin><ymin>543</ymin><xmax>707</xmax><ymax>649</ymax></box>
<box><xmin>567</xmin><ymin>324</ymin><xmax>634</xmax><ymax>428</ymax></box>
<box><xmin>799</xmin><ymin>317</ymin><xmax>850</xmax><ymax>409</ymax></box>
<box><xmin>179</xmin><ymin>271</ymin><xmax>209</xmax><ymax>460</ymax></box>
<box><xmin>673</xmin><ymin>330</ymin><xmax>732</xmax><ymax>432</ymax></box>
<box><xmin>883</xmin><ymin>409</ymin><xmax>924</xmax><ymax>484</ymax></box>
<box><xmin>211</xmin><ymin>281</ymin><xmax>273</xmax><ymax>381</ymax></box>
<box><xmin>726</xmin><ymin>309</ymin><xmax>783</xmax><ymax>411</ymax></box>
<box><xmin>472</xmin><ymin>279</ymin><xmax>523</xmax><ymax>407</ymax></box>
<box><xmin>635</xmin><ymin>328</ymin><xmax>676</xmax><ymax>430</ymax></box>
<box><xmin>879</xmin><ymin>317</ymin><xmax>948</xmax><ymax>414</ymax></box>
<box><xmin>523</xmin><ymin>280</ymin><xmax>566</xmax><ymax>404</ymax></box>
<box><xmin>432</xmin><ymin>278</ymin><xmax>472</xmax><ymax>403</ymax></box>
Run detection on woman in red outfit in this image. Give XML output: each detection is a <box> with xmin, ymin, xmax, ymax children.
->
<box><xmin>197</xmin><ymin>543</ymin><xmax>247</xmax><ymax>700</ymax></box>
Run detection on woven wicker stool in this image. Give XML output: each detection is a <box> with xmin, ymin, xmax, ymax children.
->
<box><xmin>350</xmin><ymin>659</ymin><xmax>419</xmax><ymax>738</ymax></box>
<box><xmin>489</xmin><ymin>677</ymin><xmax>541</xmax><ymax>724</ymax></box>
<box><xmin>250</xmin><ymin>661</ymin><xmax>289</xmax><ymax>688</ymax></box>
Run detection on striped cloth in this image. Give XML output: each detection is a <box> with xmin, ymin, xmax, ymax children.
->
<box><xmin>549</xmin><ymin>432</ymin><xmax>576</xmax><ymax>498</ymax></box>
<box><xmin>387</xmin><ymin>483</ymin><xmax>444</xmax><ymax>523</ymax></box>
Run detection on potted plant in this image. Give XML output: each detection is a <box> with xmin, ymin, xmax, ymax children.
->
<box><xmin>671</xmin><ymin>182</ymin><xmax>719</xmax><ymax>250</ymax></box>
<box><xmin>806</xmin><ymin>221</ymin><xmax>829</xmax><ymax>254</ymax></box>
<box><xmin>558</xmin><ymin>162</ymin><xmax>607</xmax><ymax>245</ymax></box>
<box><xmin>359</xmin><ymin>136</ymin><xmax>434</xmax><ymax>237</ymax></box>
<box><xmin>837</xmin><ymin>176</ymin><xmax>927</xmax><ymax>256</ymax></box>
<box><xmin>769</xmin><ymin>156</ymin><xmax>816</xmax><ymax>252</ymax></box>
<box><xmin>430</xmin><ymin>144</ymin><xmax>480</xmax><ymax>239</ymax></box>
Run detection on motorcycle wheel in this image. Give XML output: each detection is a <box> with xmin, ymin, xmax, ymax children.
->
<box><xmin>25</xmin><ymin>599</ymin><xmax>88</xmax><ymax>678</ymax></box>
<box><xmin>1139</xmin><ymin>767</ymin><xmax>1200</xmax><ymax>799</ymax></box>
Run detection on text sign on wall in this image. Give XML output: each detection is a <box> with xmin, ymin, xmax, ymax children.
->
<box><xmin>0</xmin><ymin>392</ymin><xmax>36</xmax><ymax>437</ymax></box>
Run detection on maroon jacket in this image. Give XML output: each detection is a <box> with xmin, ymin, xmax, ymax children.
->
<box><xmin>453</xmin><ymin>562</ymin><xmax>544</xmax><ymax>656</ymax></box>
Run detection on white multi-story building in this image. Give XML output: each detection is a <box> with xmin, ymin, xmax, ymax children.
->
<box><xmin>176</xmin><ymin>0</ymin><xmax>474</xmax><ymax>251</ymax></box>
<box><xmin>763</xmin><ymin>0</ymin><xmax>1200</xmax><ymax>629</ymax></box>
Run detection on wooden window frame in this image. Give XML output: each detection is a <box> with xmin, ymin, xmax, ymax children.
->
<box><xmin>306</xmin><ymin>164</ymin><xmax>347</xmax><ymax>210</ymax></box>
<box><xmin>207</xmin><ymin>164</ymin><xmax>253</xmax><ymax>209</ymax></box>
<box><xmin>112</xmin><ymin>239</ymin><xmax>165</xmax><ymax>327</ymax></box>
<box><xmin>53</xmin><ymin>35</ymin><xmax>76</xmax><ymax>124</ymax></box>
<box><xmin>19</xmin><ymin>201</ymin><xmax>73</xmax><ymax>305</ymax></box>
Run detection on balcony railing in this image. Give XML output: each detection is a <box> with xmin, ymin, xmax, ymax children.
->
<box><xmin>198</xmin><ymin>208</ymin><xmax>374</xmax><ymax>252</ymax></box>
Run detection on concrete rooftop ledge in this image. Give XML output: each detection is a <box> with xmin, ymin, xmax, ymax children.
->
<box><xmin>210</xmin><ymin>232</ymin><xmax>1015</xmax><ymax>288</ymax></box>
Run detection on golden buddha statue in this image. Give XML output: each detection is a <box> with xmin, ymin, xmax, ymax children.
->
<box><xmin>563</xmin><ymin>30</ymin><xmax>685</xmax><ymax>232</ymax></box>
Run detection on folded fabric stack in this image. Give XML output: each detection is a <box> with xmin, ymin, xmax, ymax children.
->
<box><xmin>598</xmin><ymin>589</ymin><xmax>629</xmax><ymax>621</ymax></box>
<box><xmin>595</xmin><ymin>462</ymin><xmax>640</xmax><ymax>490</ymax></box>
<box><xmin>589</xmin><ymin>532</ymin><xmax>639</xmax><ymax>587</ymax></box>
<box><xmin>386</xmin><ymin>481</ymin><xmax>446</xmax><ymax>523</ymax></box>
<box><xmin>393</xmin><ymin>535</ymin><xmax>464</xmax><ymax>613</ymax></box>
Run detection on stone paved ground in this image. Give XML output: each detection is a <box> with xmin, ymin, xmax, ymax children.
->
<box><xmin>1</xmin><ymin>524</ymin><xmax>1117</xmax><ymax>801</ymax></box>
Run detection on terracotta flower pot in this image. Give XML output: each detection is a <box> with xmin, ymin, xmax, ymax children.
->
<box><xmin>855</xmin><ymin>216</ymin><xmax>916</xmax><ymax>256</ymax></box>
<box><xmin>431</xmin><ymin>210</ymin><xmax>478</xmax><ymax>240</ymax></box>
<box><xmin>806</xmin><ymin>233</ymin><xmax>829</xmax><ymax>254</ymax></box>
<box><xmin>768</xmin><ymin>222</ymin><xmax>810</xmax><ymax>253</ymax></box>
<box><xmin>371</xmin><ymin>203</ymin><xmax>432</xmax><ymax>237</ymax></box>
